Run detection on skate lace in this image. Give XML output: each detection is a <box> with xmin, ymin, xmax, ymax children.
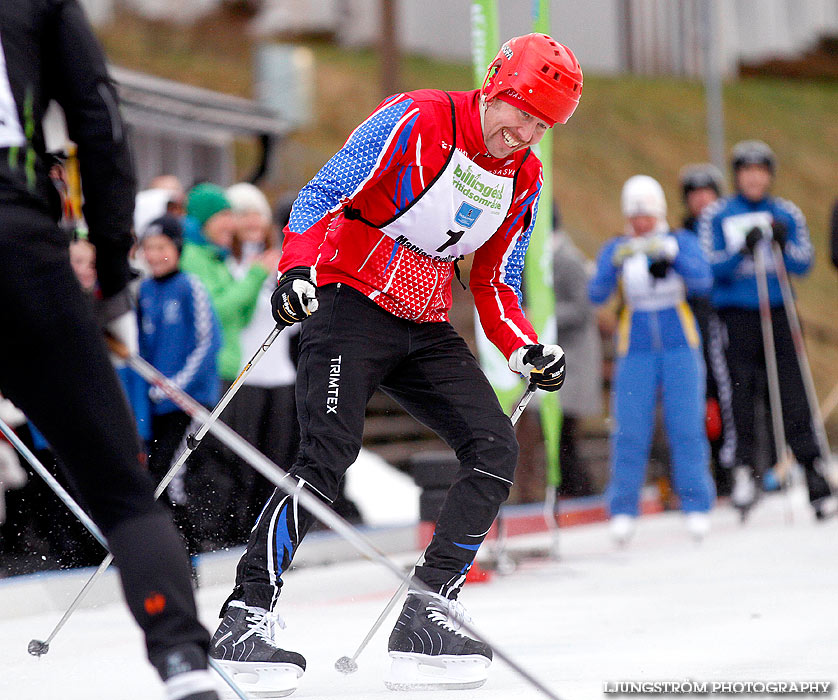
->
<box><xmin>427</xmin><ymin>597</ymin><xmax>473</xmax><ymax>637</ymax></box>
<box><xmin>241</xmin><ymin>607</ymin><xmax>287</xmax><ymax>648</ymax></box>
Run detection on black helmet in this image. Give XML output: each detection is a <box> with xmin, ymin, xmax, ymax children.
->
<box><xmin>730</xmin><ymin>140</ymin><xmax>776</xmax><ymax>175</ymax></box>
<box><xmin>679</xmin><ymin>163</ymin><xmax>724</xmax><ymax>202</ymax></box>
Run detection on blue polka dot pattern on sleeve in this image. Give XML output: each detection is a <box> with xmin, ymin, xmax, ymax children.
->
<box><xmin>501</xmin><ymin>191</ymin><xmax>541</xmax><ymax>303</ymax></box>
<box><xmin>288</xmin><ymin>97</ymin><xmax>416</xmax><ymax>234</ymax></box>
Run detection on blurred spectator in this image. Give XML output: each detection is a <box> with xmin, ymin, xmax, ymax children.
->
<box><xmin>222</xmin><ymin>184</ymin><xmax>361</xmax><ymax>542</ymax></box>
<box><xmin>137</xmin><ymin>215</ymin><xmax>222</xmax><ymax>557</ymax></box>
<box><xmin>149</xmin><ymin>174</ymin><xmax>187</xmax><ymax>218</ymax></box>
<box><xmin>589</xmin><ymin>175</ymin><xmax>715</xmax><ymax>545</ymax></box>
<box><xmin>678</xmin><ymin>164</ymin><xmax>736</xmax><ymax>497</ymax></box>
<box><xmin>181</xmin><ymin>183</ymin><xmax>278</xmax><ymax>380</ymax></box>
<box><xmin>180</xmin><ymin>183</ymin><xmax>280</xmax><ymax>546</ymax></box>
<box><xmin>223</xmin><ymin>183</ymin><xmax>298</xmax><ymax>542</ymax></box>
<box><xmin>679</xmin><ymin>164</ymin><xmax>724</xmax><ymax>235</ymax></box>
<box><xmin>698</xmin><ymin>140</ymin><xmax>834</xmax><ymax>519</ymax></box>
<box><xmin>551</xmin><ymin>223</ymin><xmax>602</xmax><ymax>497</ymax></box>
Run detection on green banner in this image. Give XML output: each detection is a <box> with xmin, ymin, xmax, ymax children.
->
<box><xmin>469</xmin><ymin>0</ymin><xmax>563</xmax><ymax>488</ymax></box>
<box><xmin>470</xmin><ymin>0</ymin><xmax>524</xmax><ymax>413</ymax></box>
<box><xmin>529</xmin><ymin>0</ymin><xmax>562</xmax><ymax>489</ymax></box>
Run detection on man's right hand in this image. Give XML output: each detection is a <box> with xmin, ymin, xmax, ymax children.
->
<box><xmin>271</xmin><ymin>266</ymin><xmax>319</xmax><ymax>326</ymax></box>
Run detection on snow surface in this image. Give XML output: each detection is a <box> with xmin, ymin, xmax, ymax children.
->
<box><xmin>1</xmin><ymin>487</ymin><xmax>835</xmax><ymax>700</ymax></box>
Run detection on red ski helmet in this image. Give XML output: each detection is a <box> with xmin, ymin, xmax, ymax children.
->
<box><xmin>481</xmin><ymin>33</ymin><xmax>583</xmax><ymax>126</ymax></box>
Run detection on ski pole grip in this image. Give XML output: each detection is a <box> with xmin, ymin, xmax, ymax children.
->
<box><xmin>105</xmin><ymin>332</ymin><xmax>131</xmax><ymax>360</ymax></box>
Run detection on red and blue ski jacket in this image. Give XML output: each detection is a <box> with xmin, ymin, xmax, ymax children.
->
<box><xmin>279</xmin><ymin>89</ymin><xmax>544</xmax><ymax>359</ymax></box>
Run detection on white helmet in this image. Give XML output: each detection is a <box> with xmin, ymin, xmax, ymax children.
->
<box><xmin>621</xmin><ymin>175</ymin><xmax>667</xmax><ymax>220</ymax></box>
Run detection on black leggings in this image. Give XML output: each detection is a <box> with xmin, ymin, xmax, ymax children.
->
<box><xmin>719</xmin><ymin>305</ymin><xmax>829</xmax><ymax>502</ymax></box>
<box><xmin>228</xmin><ymin>283</ymin><xmax>518</xmax><ymax>609</ymax></box>
<box><xmin>0</xmin><ymin>205</ymin><xmax>209</xmax><ymax>670</ymax></box>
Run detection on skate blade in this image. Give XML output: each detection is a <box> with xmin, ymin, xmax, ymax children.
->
<box><xmin>385</xmin><ymin>652</ymin><xmax>489</xmax><ymax>691</ymax></box>
<box><xmin>216</xmin><ymin>659</ymin><xmax>303</xmax><ymax>699</ymax></box>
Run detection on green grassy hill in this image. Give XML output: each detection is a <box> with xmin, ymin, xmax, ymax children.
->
<box><xmin>99</xmin><ymin>12</ymin><xmax>838</xmax><ymax>438</ymax></box>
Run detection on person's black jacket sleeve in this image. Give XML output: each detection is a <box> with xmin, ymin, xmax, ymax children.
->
<box><xmin>46</xmin><ymin>0</ymin><xmax>137</xmax><ymax>297</ymax></box>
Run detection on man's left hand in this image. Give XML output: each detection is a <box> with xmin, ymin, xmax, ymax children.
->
<box><xmin>771</xmin><ymin>220</ymin><xmax>787</xmax><ymax>250</ymax></box>
<box><xmin>508</xmin><ymin>344</ymin><xmax>566</xmax><ymax>392</ymax></box>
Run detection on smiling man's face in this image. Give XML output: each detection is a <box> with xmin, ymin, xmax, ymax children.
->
<box><xmin>482</xmin><ymin>98</ymin><xmax>549</xmax><ymax>158</ymax></box>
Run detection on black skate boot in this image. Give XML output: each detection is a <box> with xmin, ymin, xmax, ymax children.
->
<box><xmin>805</xmin><ymin>459</ymin><xmax>837</xmax><ymax>521</ymax></box>
<box><xmin>209</xmin><ymin>601</ymin><xmax>305</xmax><ymax>698</ymax></box>
<box><xmin>156</xmin><ymin>643</ymin><xmax>219</xmax><ymax>700</ymax></box>
<box><xmin>385</xmin><ymin>590</ymin><xmax>492</xmax><ymax>691</ymax></box>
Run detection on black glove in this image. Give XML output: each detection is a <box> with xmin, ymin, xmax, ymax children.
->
<box><xmin>271</xmin><ymin>266</ymin><xmax>319</xmax><ymax>327</ymax></box>
<box><xmin>743</xmin><ymin>226</ymin><xmax>764</xmax><ymax>255</ymax></box>
<box><xmin>508</xmin><ymin>344</ymin><xmax>566</xmax><ymax>392</ymax></box>
<box><xmin>771</xmin><ymin>219</ymin><xmax>787</xmax><ymax>250</ymax></box>
<box><xmin>648</xmin><ymin>259</ymin><xmax>671</xmax><ymax>279</ymax></box>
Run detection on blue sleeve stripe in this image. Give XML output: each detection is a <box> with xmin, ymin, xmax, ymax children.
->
<box><xmin>289</xmin><ymin>97</ymin><xmax>415</xmax><ymax>234</ymax></box>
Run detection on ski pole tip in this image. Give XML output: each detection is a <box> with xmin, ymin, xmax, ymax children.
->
<box><xmin>334</xmin><ymin>655</ymin><xmax>358</xmax><ymax>674</ymax></box>
<box><xmin>28</xmin><ymin>639</ymin><xmax>50</xmax><ymax>656</ymax></box>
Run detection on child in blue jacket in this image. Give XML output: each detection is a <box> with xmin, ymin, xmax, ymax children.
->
<box><xmin>589</xmin><ymin>175</ymin><xmax>716</xmax><ymax>544</ymax></box>
<box><xmin>137</xmin><ymin>215</ymin><xmax>222</xmax><ymax>554</ymax></box>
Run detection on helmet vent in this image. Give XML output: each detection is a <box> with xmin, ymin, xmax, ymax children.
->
<box><xmin>540</xmin><ymin>64</ymin><xmax>550</xmax><ymax>74</ymax></box>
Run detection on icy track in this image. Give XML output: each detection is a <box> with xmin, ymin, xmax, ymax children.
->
<box><xmin>1</xmin><ymin>490</ymin><xmax>835</xmax><ymax>700</ymax></box>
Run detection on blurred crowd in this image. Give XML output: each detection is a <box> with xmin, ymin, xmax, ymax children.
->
<box><xmin>0</xmin><ymin>173</ymin><xmax>360</xmax><ymax>577</ymax></box>
<box><xmin>1</xmin><ymin>137</ymin><xmax>836</xmax><ymax>575</ymax></box>
<box><xmin>551</xmin><ymin>139</ymin><xmax>837</xmax><ymax>545</ymax></box>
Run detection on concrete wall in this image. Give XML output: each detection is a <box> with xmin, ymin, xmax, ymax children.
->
<box><xmin>83</xmin><ymin>0</ymin><xmax>838</xmax><ymax>77</ymax></box>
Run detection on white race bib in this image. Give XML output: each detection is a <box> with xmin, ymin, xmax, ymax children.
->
<box><xmin>379</xmin><ymin>149</ymin><xmax>515</xmax><ymax>260</ymax></box>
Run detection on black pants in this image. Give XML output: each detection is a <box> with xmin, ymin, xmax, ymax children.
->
<box><xmin>558</xmin><ymin>416</ymin><xmax>594</xmax><ymax>497</ymax></box>
<box><xmin>690</xmin><ymin>295</ymin><xmax>737</xmax><ymax>478</ymax></box>
<box><xmin>719</xmin><ymin>306</ymin><xmax>829</xmax><ymax>502</ymax></box>
<box><xmin>221</xmin><ymin>384</ymin><xmax>300</xmax><ymax>545</ymax></box>
<box><xmin>228</xmin><ymin>283</ymin><xmax>518</xmax><ymax>609</ymax></box>
<box><xmin>148</xmin><ymin>411</ymin><xmax>204</xmax><ymax>555</ymax></box>
<box><xmin>0</xmin><ymin>205</ymin><xmax>209</xmax><ymax>670</ymax></box>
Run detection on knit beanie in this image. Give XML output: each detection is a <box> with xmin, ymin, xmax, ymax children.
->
<box><xmin>141</xmin><ymin>214</ymin><xmax>184</xmax><ymax>253</ymax></box>
<box><xmin>226</xmin><ymin>182</ymin><xmax>273</xmax><ymax>221</ymax></box>
<box><xmin>187</xmin><ymin>183</ymin><xmax>232</xmax><ymax>228</ymax></box>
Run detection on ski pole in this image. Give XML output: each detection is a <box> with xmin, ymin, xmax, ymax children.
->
<box><xmin>26</xmin><ymin>326</ymin><xmax>284</xmax><ymax>658</ymax></box>
<box><xmin>542</xmin><ymin>402</ymin><xmax>564</xmax><ymax>561</ymax></box>
<box><xmin>822</xmin><ymin>379</ymin><xmax>838</xmax><ymax>424</ymax></box>
<box><xmin>334</xmin><ymin>381</ymin><xmax>538</xmax><ymax>675</ymax></box>
<box><xmin>754</xmin><ymin>243</ymin><xmax>794</xmax><ymax>521</ymax></box>
<box><xmin>0</xmin><ymin>426</ymin><xmax>251</xmax><ymax>700</ymax></box>
<box><xmin>105</xmin><ymin>337</ymin><xmax>566</xmax><ymax>700</ymax></box>
<box><xmin>491</xmin><ymin>382</ymin><xmax>538</xmax><ymax>576</ymax></box>
<box><xmin>771</xmin><ymin>242</ymin><xmax>835</xmax><ymax>489</ymax></box>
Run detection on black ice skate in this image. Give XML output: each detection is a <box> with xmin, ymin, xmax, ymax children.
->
<box><xmin>156</xmin><ymin>643</ymin><xmax>219</xmax><ymax>700</ymax></box>
<box><xmin>385</xmin><ymin>590</ymin><xmax>492</xmax><ymax>691</ymax></box>
<box><xmin>209</xmin><ymin>601</ymin><xmax>305</xmax><ymax>698</ymax></box>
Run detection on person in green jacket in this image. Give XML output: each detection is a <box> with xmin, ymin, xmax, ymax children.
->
<box><xmin>179</xmin><ymin>183</ymin><xmax>281</xmax><ymax>549</ymax></box>
<box><xmin>180</xmin><ymin>183</ymin><xmax>281</xmax><ymax>381</ymax></box>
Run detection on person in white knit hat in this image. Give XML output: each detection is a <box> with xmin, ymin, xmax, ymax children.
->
<box><xmin>589</xmin><ymin>175</ymin><xmax>716</xmax><ymax>546</ymax></box>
